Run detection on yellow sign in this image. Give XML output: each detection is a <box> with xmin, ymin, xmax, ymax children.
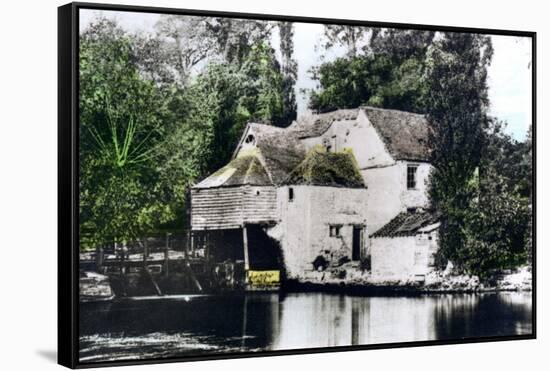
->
<box><xmin>247</xmin><ymin>270</ymin><xmax>280</xmax><ymax>286</ymax></box>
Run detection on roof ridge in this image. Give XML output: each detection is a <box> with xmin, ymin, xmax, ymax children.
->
<box><xmin>248</xmin><ymin>122</ymin><xmax>285</xmax><ymax>129</ymax></box>
<box><xmin>360</xmin><ymin>105</ymin><xmax>427</xmax><ymax>117</ymax></box>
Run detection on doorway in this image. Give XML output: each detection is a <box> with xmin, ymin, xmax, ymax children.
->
<box><xmin>352</xmin><ymin>226</ymin><xmax>362</xmax><ymax>261</ymax></box>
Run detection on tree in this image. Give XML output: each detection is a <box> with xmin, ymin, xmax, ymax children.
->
<box><xmin>191</xmin><ymin>41</ymin><xmax>289</xmax><ymax>172</ymax></box>
<box><xmin>309</xmin><ymin>29</ymin><xmax>434</xmax><ymax>113</ymax></box>
<box><xmin>309</xmin><ymin>53</ymin><xmax>428</xmax><ymax>113</ymax></box>
<box><xmin>205</xmin><ymin>17</ymin><xmax>274</xmax><ymax>66</ymax></box>
<box><xmin>278</xmin><ymin>21</ymin><xmax>298</xmax><ymax>125</ymax></box>
<box><xmin>239</xmin><ymin>42</ymin><xmax>287</xmax><ymax>126</ymax></box>
<box><xmin>426</xmin><ymin>32</ymin><xmax>493</xmax><ymax>269</ymax></box>
<box><xmin>369</xmin><ymin>29</ymin><xmax>435</xmax><ymax>61</ymax></box>
<box><xmin>323</xmin><ymin>24</ymin><xmax>370</xmax><ymax>57</ymax></box>
<box><xmin>459</xmin><ymin>121</ymin><xmax>531</xmax><ymax>276</ymax></box>
<box><xmin>79</xmin><ymin>18</ymin><xmax>201</xmax><ymax>248</ymax></box>
<box><xmin>153</xmin><ymin>15</ymin><xmax>217</xmax><ymax>86</ymax></box>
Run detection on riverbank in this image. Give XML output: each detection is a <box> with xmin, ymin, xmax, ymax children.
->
<box><xmin>284</xmin><ymin>264</ymin><xmax>532</xmax><ymax>294</ymax></box>
<box><xmin>80</xmin><ymin>248</ymin><xmax>532</xmax><ymax>297</ymax></box>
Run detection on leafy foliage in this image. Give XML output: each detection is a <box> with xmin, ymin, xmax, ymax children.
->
<box><xmin>205</xmin><ymin>17</ymin><xmax>274</xmax><ymax>65</ymax></box>
<box><xmin>426</xmin><ymin>33</ymin><xmax>532</xmax><ymax>275</ymax></box>
<box><xmin>79</xmin><ymin>19</ymin><xmax>179</xmax><ymax>247</ymax></box>
<box><xmin>323</xmin><ymin>25</ymin><xmax>370</xmax><ymax>57</ymax></box>
<box><xmin>190</xmin><ymin>42</ymin><xmax>289</xmax><ymax>172</ymax></box>
<box><xmin>278</xmin><ymin>22</ymin><xmax>298</xmax><ymax>124</ymax></box>
<box><xmin>460</xmin><ymin>121</ymin><xmax>532</xmax><ymax>276</ymax></box>
<box><xmin>309</xmin><ymin>29</ymin><xmax>433</xmax><ymax>113</ymax></box>
<box><xmin>79</xmin><ymin>17</ymin><xmax>295</xmax><ymax>250</ymax></box>
<box><xmin>426</xmin><ymin>33</ymin><xmax>493</xmax><ymax>270</ymax></box>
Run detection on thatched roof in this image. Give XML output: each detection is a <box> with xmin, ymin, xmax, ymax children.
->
<box><xmin>288</xmin><ymin>109</ymin><xmax>360</xmax><ymax>139</ymax></box>
<box><xmin>249</xmin><ymin>123</ymin><xmax>306</xmax><ymax>185</ymax></box>
<box><xmin>284</xmin><ymin>147</ymin><xmax>365</xmax><ymax>188</ymax></box>
<box><xmin>193</xmin><ymin>152</ymin><xmax>271</xmax><ymax>189</ymax></box>
<box><xmin>194</xmin><ymin>106</ymin><xmax>432</xmax><ymax>190</ymax></box>
<box><xmin>371</xmin><ymin>210</ymin><xmax>441</xmax><ymax>238</ymax></box>
<box><xmin>362</xmin><ymin>106</ymin><xmax>431</xmax><ymax>162</ymax></box>
<box><xmin>288</xmin><ymin>107</ymin><xmax>431</xmax><ymax>162</ymax></box>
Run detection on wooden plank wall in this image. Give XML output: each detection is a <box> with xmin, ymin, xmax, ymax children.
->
<box><xmin>243</xmin><ymin>186</ymin><xmax>277</xmax><ymax>225</ymax></box>
<box><xmin>191</xmin><ymin>186</ymin><xmax>277</xmax><ymax>230</ymax></box>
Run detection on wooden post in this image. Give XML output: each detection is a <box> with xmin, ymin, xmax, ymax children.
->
<box><xmin>117</xmin><ymin>241</ymin><xmax>127</xmax><ymax>297</ymax></box>
<box><xmin>142</xmin><ymin>238</ymin><xmax>149</xmax><ymax>274</ymax></box>
<box><xmin>190</xmin><ymin>233</ymin><xmax>194</xmax><ymax>258</ymax></box>
<box><xmin>185</xmin><ymin>260</ymin><xmax>203</xmax><ymax>292</ymax></box>
<box><xmin>164</xmin><ymin>233</ymin><xmax>170</xmax><ymax>276</ymax></box>
<box><xmin>116</xmin><ymin>242</ymin><xmax>124</xmax><ymax>275</ymax></box>
<box><xmin>185</xmin><ymin>230</ymin><xmax>190</xmax><ymax>259</ymax></box>
<box><xmin>241</xmin><ymin>295</ymin><xmax>248</xmax><ymax>348</ymax></box>
<box><xmin>143</xmin><ymin>238</ymin><xmax>163</xmax><ymax>296</ymax></box>
<box><xmin>142</xmin><ymin>238</ymin><xmax>148</xmax><ymax>266</ymax></box>
<box><xmin>243</xmin><ymin>225</ymin><xmax>250</xmax><ymax>283</ymax></box>
<box><xmin>95</xmin><ymin>246</ymin><xmax>104</xmax><ymax>273</ymax></box>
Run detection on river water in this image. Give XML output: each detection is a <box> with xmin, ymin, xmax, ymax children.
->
<box><xmin>79</xmin><ymin>291</ymin><xmax>532</xmax><ymax>363</ymax></box>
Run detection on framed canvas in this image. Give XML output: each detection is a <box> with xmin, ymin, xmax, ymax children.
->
<box><xmin>58</xmin><ymin>2</ymin><xmax>536</xmax><ymax>368</ymax></box>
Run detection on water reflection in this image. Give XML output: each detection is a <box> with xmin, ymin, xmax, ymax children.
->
<box><xmin>80</xmin><ymin>292</ymin><xmax>532</xmax><ymax>363</ymax></box>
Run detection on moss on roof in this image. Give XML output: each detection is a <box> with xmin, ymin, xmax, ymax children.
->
<box><xmin>284</xmin><ymin>146</ymin><xmax>365</xmax><ymax>188</ymax></box>
<box><xmin>241</xmin><ymin>123</ymin><xmax>306</xmax><ymax>185</ymax></box>
<box><xmin>194</xmin><ymin>151</ymin><xmax>271</xmax><ymax>188</ymax></box>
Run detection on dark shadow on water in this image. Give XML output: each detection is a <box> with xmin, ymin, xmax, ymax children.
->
<box><xmin>78</xmin><ymin>292</ymin><xmax>532</xmax><ymax>362</ymax></box>
<box><xmin>36</xmin><ymin>350</ymin><xmax>57</xmax><ymax>363</ymax></box>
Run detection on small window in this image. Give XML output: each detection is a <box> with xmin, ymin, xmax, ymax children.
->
<box><xmin>329</xmin><ymin>225</ymin><xmax>342</xmax><ymax>237</ymax></box>
<box><xmin>407</xmin><ymin>207</ymin><xmax>417</xmax><ymax>214</ymax></box>
<box><xmin>255</xmin><ymin>190</ymin><xmax>261</xmax><ymax>196</ymax></box>
<box><xmin>407</xmin><ymin>164</ymin><xmax>418</xmax><ymax>189</ymax></box>
<box><xmin>244</xmin><ymin>134</ymin><xmax>255</xmax><ymax>145</ymax></box>
<box><xmin>288</xmin><ymin>187</ymin><xmax>294</xmax><ymax>202</ymax></box>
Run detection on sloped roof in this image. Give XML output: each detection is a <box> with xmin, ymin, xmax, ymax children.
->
<box><xmin>194</xmin><ymin>106</ymin><xmax>432</xmax><ymax>189</ymax></box>
<box><xmin>288</xmin><ymin>109</ymin><xmax>360</xmax><ymax>138</ymax></box>
<box><xmin>284</xmin><ymin>147</ymin><xmax>365</xmax><ymax>188</ymax></box>
<box><xmin>193</xmin><ymin>153</ymin><xmax>271</xmax><ymax>189</ymax></box>
<box><xmin>239</xmin><ymin>123</ymin><xmax>307</xmax><ymax>185</ymax></box>
<box><xmin>371</xmin><ymin>210</ymin><xmax>441</xmax><ymax>238</ymax></box>
<box><xmin>287</xmin><ymin>107</ymin><xmax>431</xmax><ymax>162</ymax></box>
<box><xmin>362</xmin><ymin>106</ymin><xmax>431</xmax><ymax>162</ymax></box>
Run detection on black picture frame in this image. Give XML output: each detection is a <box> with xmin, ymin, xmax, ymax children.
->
<box><xmin>58</xmin><ymin>2</ymin><xmax>537</xmax><ymax>368</ymax></box>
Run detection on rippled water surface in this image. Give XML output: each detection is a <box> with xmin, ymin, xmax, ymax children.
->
<box><xmin>79</xmin><ymin>292</ymin><xmax>532</xmax><ymax>363</ymax></box>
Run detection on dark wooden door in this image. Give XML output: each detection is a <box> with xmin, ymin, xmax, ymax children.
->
<box><xmin>352</xmin><ymin>226</ymin><xmax>361</xmax><ymax>261</ymax></box>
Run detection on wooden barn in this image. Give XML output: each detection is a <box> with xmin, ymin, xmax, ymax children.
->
<box><xmin>190</xmin><ymin>124</ymin><xmax>305</xmax><ymax>286</ymax></box>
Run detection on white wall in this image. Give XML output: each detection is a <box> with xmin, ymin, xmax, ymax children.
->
<box><xmin>300</xmin><ymin>110</ymin><xmax>394</xmax><ymax>169</ymax></box>
<box><xmin>361</xmin><ymin>161</ymin><xmax>431</xmax><ymax>234</ymax></box>
<box><xmin>399</xmin><ymin>161</ymin><xmax>431</xmax><ymax>209</ymax></box>
<box><xmin>362</xmin><ymin>165</ymin><xmax>402</xmax><ymax>233</ymax></box>
<box><xmin>274</xmin><ymin>185</ymin><xmax>368</xmax><ymax>278</ymax></box>
<box><xmin>298</xmin><ymin>111</ymin><xmax>432</xmax><ymax>234</ymax></box>
<box><xmin>370</xmin><ymin>230</ymin><xmax>437</xmax><ymax>281</ymax></box>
